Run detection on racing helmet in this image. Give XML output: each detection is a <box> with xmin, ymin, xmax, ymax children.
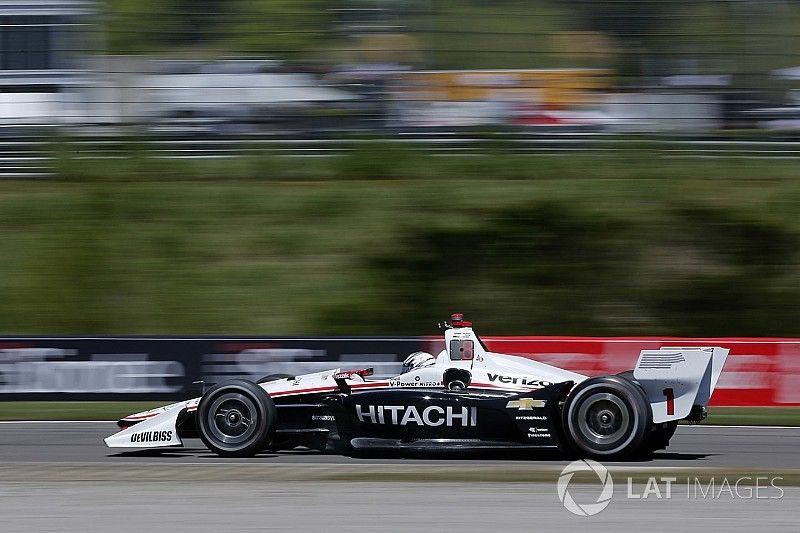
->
<box><xmin>401</xmin><ymin>351</ymin><xmax>436</xmax><ymax>374</ymax></box>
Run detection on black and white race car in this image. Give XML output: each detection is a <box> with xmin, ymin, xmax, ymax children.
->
<box><xmin>105</xmin><ymin>314</ymin><xmax>728</xmax><ymax>460</ymax></box>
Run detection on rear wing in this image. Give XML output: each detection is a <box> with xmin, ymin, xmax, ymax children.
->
<box><xmin>633</xmin><ymin>347</ymin><xmax>729</xmax><ymax>423</ymax></box>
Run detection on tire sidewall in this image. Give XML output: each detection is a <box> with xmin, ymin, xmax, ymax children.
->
<box><xmin>197</xmin><ymin>379</ymin><xmax>277</xmax><ymax>457</ymax></box>
<box><xmin>562</xmin><ymin>376</ymin><xmax>651</xmax><ymax>460</ymax></box>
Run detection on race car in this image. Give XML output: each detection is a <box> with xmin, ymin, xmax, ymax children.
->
<box><xmin>105</xmin><ymin>314</ymin><xmax>728</xmax><ymax>460</ymax></box>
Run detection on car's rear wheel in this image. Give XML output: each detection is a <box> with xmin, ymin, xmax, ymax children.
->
<box><xmin>616</xmin><ymin>370</ymin><xmax>679</xmax><ymax>454</ymax></box>
<box><xmin>197</xmin><ymin>379</ymin><xmax>277</xmax><ymax>457</ymax></box>
<box><xmin>562</xmin><ymin>376</ymin><xmax>651</xmax><ymax>460</ymax></box>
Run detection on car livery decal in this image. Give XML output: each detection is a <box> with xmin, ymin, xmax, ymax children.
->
<box><xmin>131</xmin><ymin>430</ymin><xmax>173</xmax><ymax>443</ymax></box>
<box><xmin>486</xmin><ymin>373</ymin><xmax>552</xmax><ymax>388</ymax></box>
<box><xmin>355</xmin><ymin>404</ymin><xmax>478</xmax><ymax>427</ymax></box>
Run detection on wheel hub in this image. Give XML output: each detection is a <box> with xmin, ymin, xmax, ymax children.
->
<box><xmin>226</xmin><ymin>410</ymin><xmax>242</xmax><ymax>426</ymax></box>
<box><xmin>576</xmin><ymin>392</ymin><xmax>631</xmax><ymax>445</ymax></box>
<box><xmin>206</xmin><ymin>392</ymin><xmax>258</xmax><ymax>445</ymax></box>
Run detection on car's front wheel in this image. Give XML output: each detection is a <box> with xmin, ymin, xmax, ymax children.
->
<box><xmin>562</xmin><ymin>376</ymin><xmax>651</xmax><ymax>460</ymax></box>
<box><xmin>197</xmin><ymin>379</ymin><xmax>277</xmax><ymax>458</ymax></box>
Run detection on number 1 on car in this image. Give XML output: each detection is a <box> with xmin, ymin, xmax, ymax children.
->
<box><xmin>663</xmin><ymin>387</ymin><xmax>675</xmax><ymax>416</ymax></box>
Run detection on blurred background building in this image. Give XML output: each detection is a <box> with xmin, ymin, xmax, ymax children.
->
<box><xmin>2</xmin><ymin>0</ymin><xmax>800</xmax><ymax>142</ymax></box>
<box><xmin>0</xmin><ymin>1</ymin><xmax>95</xmax><ymax>128</ymax></box>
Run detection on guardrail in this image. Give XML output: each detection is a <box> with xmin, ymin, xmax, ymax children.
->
<box><xmin>4</xmin><ymin>134</ymin><xmax>800</xmax><ymax>177</ymax></box>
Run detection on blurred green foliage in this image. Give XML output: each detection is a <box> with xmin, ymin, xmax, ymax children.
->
<box><xmin>102</xmin><ymin>0</ymin><xmax>800</xmax><ymax>81</ymax></box>
<box><xmin>1</xmin><ymin>143</ymin><xmax>799</xmax><ymax>336</ymax></box>
<box><xmin>105</xmin><ymin>0</ymin><xmax>331</xmax><ymax>56</ymax></box>
<box><xmin>404</xmin><ymin>0</ymin><xmax>800</xmax><ymax>76</ymax></box>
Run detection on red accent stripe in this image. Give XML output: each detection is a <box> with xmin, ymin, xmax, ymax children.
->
<box><xmin>122</xmin><ymin>414</ymin><xmax>158</xmax><ymax>422</ymax></box>
<box><xmin>471</xmin><ymin>382</ymin><xmax>542</xmax><ymax>390</ymax></box>
<box><xmin>270</xmin><ymin>380</ymin><xmax>390</xmax><ymax>398</ymax></box>
<box><xmin>128</xmin><ymin>380</ymin><xmax>526</xmax><ymax>422</ymax></box>
<box><xmin>124</xmin><ymin>381</ymin><xmax>393</xmax><ymax>421</ymax></box>
<box><xmin>470</xmin><ymin>382</ymin><xmax>503</xmax><ymax>389</ymax></box>
<box><xmin>125</xmin><ymin>380</ymin><xmax>541</xmax><ymax>425</ymax></box>
<box><xmin>270</xmin><ymin>385</ymin><xmax>338</xmax><ymax>397</ymax></box>
<box><xmin>352</xmin><ymin>382</ymin><xmax>390</xmax><ymax>390</ymax></box>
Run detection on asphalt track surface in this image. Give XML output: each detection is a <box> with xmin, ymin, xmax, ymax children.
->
<box><xmin>0</xmin><ymin>422</ymin><xmax>798</xmax><ymax>468</ymax></box>
<box><xmin>1</xmin><ymin>423</ymin><xmax>798</xmax><ymax>533</ymax></box>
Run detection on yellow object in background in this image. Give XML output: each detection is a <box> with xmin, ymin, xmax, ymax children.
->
<box><xmin>392</xmin><ymin>69</ymin><xmax>612</xmax><ymax>108</ymax></box>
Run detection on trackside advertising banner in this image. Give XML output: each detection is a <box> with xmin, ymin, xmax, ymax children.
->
<box><xmin>0</xmin><ymin>337</ymin><xmax>422</xmax><ymax>401</ymax></box>
<box><xmin>459</xmin><ymin>337</ymin><xmax>800</xmax><ymax>407</ymax></box>
<box><xmin>0</xmin><ymin>336</ymin><xmax>797</xmax><ymax>405</ymax></box>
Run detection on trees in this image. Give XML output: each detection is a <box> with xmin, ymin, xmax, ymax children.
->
<box><xmin>105</xmin><ymin>0</ymin><xmax>331</xmax><ymax>57</ymax></box>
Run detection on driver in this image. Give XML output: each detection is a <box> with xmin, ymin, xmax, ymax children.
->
<box><xmin>400</xmin><ymin>351</ymin><xmax>436</xmax><ymax>374</ymax></box>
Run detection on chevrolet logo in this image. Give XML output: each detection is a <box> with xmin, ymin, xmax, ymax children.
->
<box><xmin>506</xmin><ymin>398</ymin><xmax>546</xmax><ymax>410</ymax></box>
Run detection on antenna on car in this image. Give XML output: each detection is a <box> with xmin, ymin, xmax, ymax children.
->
<box><xmin>439</xmin><ymin>313</ymin><xmax>471</xmax><ymax>330</ymax></box>
<box><xmin>449</xmin><ymin>313</ymin><xmax>472</xmax><ymax>328</ymax></box>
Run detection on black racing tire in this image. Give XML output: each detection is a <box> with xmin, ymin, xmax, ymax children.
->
<box><xmin>616</xmin><ymin>370</ymin><xmax>638</xmax><ymax>384</ymax></box>
<box><xmin>562</xmin><ymin>375</ymin><xmax>652</xmax><ymax>460</ymax></box>
<box><xmin>256</xmin><ymin>374</ymin><xmax>293</xmax><ymax>450</ymax></box>
<box><xmin>197</xmin><ymin>379</ymin><xmax>277</xmax><ymax>458</ymax></box>
<box><xmin>257</xmin><ymin>373</ymin><xmax>293</xmax><ymax>384</ymax></box>
<box><xmin>617</xmin><ymin>370</ymin><xmax>678</xmax><ymax>454</ymax></box>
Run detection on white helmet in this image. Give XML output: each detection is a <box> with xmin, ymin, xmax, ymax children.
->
<box><xmin>401</xmin><ymin>351</ymin><xmax>436</xmax><ymax>374</ymax></box>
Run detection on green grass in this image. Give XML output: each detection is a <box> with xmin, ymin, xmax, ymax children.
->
<box><xmin>705</xmin><ymin>407</ymin><xmax>800</xmax><ymax>427</ymax></box>
<box><xmin>0</xmin><ymin>402</ymin><xmax>165</xmax><ymax>421</ymax></box>
<box><xmin>2</xmin><ymin>145</ymin><xmax>800</xmax><ymax>336</ymax></box>
<box><xmin>0</xmin><ymin>147</ymin><xmax>800</xmax><ymax>336</ymax></box>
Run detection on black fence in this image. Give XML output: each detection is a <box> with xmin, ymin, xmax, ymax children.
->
<box><xmin>0</xmin><ymin>337</ymin><xmax>425</xmax><ymax>401</ymax></box>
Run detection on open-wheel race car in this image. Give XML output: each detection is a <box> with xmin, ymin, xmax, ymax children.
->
<box><xmin>105</xmin><ymin>314</ymin><xmax>728</xmax><ymax>460</ymax></box>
